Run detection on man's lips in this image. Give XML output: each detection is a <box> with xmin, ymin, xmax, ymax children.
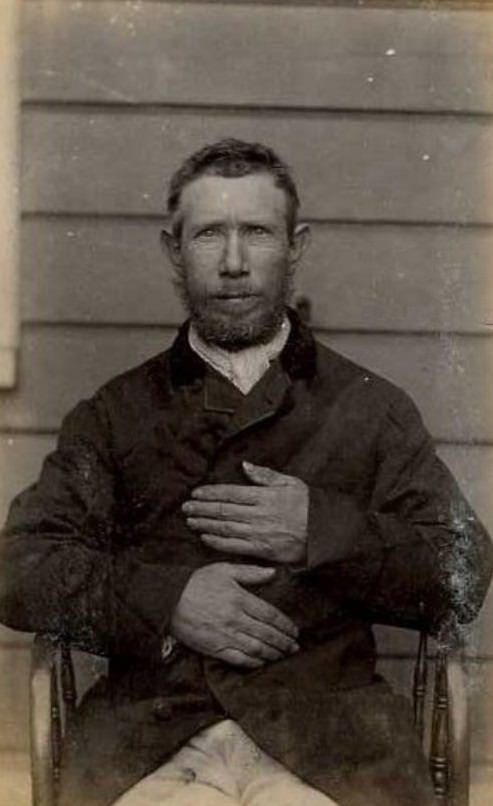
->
<box><xmin>213</xmin><ymin>292</ymin><xmax>259</xmax><ymax>300</ymax></box>
<box><xmin>210</xmin><ymin>293</ymin><xmax>261</xmax><ymax>311</ymax></box>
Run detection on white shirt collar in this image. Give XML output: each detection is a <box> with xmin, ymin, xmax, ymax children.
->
<box><xmin>188</xmin><ymin>316</ymin><xmax>291</xmax><ymax>395</ymax></box>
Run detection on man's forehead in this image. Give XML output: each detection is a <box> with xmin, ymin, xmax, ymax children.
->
<box><xmin>178</xmin><ymin>173</ymin><xmax>288</xmax><ymax>220</ymax></box>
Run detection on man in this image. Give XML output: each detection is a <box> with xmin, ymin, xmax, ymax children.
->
<box><xmin>1</xmin><ymin>139</ymin><xmax>492</xmax><ymax>806</ymax></box>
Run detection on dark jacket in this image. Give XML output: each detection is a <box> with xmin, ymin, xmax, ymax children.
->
<box><xmin>1</xmin><ymin>313</ymin><xmax>492</xmax><ymax>806</ymax></box>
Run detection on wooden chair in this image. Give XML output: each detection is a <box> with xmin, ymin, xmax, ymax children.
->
<box><xmin>30</xmin><ymin>631</ymin><xmax>470</xmax><ymax>806</ymax></box>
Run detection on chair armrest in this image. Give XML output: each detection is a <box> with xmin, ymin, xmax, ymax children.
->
<box><xmin>30</xmin><ymin>635</ymin><xmax>62</xmax><ymax>806</ymax></box>
<box><xmin>446</xmin><ymin>649</ymin><xmax>470</xmax><ymax>806</ymax></box>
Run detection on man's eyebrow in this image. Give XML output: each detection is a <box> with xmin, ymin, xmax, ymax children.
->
<box><xmin>243</xmin><ymin>220</ymin><xmax>278</xmax><ymax>228</ymax></box>
<box><xmin>189</xmin><ymin>219</ymin><xmax>224</xmax><ymax>232</ymax></box>
<box><xmin>195</xmin><ymin>215</ymin><xmax>278</xmax><ymax>227</ymax></box>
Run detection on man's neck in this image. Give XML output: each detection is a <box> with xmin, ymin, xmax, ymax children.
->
<box><xmin>188</xmin><ymin>316</ymin><xmax>291</xmax><ymax>395</ymax></box>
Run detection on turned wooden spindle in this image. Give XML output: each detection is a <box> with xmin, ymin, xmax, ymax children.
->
<box><xmin>413</xmin><ymin>630</ymin><xmax>428</xmax><ymax>742</ymax></box>
<box><xmin>61</xmin><ymin>643</ymin><xmax>77</xmax><ymax>721</ymax></box>
<box><xmin>430</xmin><ymin>650</ymin><xmax>449</xmax><ymax>803</ymax></box>
<box><xmin>50</xmin><ymin>661</ymin><xmax>62</xmax><ymax>795</ymax></box>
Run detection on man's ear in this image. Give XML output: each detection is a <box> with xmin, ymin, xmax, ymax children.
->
<box><xmin>160</xmin><ymin>228</ymin><xmax>183</xmax><ymax>269</ymax></box>
<box><xmin>289</xmin><ymin>223</ymin><xmax>311</xmax><ymax>269</ymax></box>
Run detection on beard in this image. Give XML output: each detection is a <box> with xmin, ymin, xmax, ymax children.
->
<box><xmin>174</xmin><ymin>271</ymin><xmax>292</xmax><ymax>351</ymax></box>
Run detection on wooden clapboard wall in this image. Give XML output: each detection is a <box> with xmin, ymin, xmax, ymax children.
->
<box><xmin>1</xmin><ymin>0</ymin><xmax>493</xmax><ymax>802</ymax></box>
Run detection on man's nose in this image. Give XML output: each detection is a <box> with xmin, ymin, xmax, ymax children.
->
<box><xmin>221</xmin><ymin>231</ymin><xmax>247</xmax><ymax>276</ymax></box>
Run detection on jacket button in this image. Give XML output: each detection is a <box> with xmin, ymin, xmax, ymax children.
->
<box><xmin>152</xmin><ymin>698</ymin><xmax>173</xmax><ymax>720</ymax></box>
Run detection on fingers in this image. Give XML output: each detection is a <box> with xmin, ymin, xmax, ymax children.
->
<box><xmin>242</xmin><ymin>615</ymin><xmax>300</xmax><ymax>655</ymax></box>
<box><xmin>190</xmin><ymin>472</ymin><xmax>294</xmax><ymax>503</ymax></box>
<box><xmin>217</xmin><ymin>648</ymin><xmax>265</xmax><ymax>669</ymax></box>
<box><xmin>227</xmin><ymin>565</ymin><xmax>276</xmax><ymax>585</ymax></box>
<box><xmin>217</xmin><ymin>630</ymin><xmax>295</xmax><ymax>667</ymax></box>
<box><xmin>186</xmin><ymin>517</ymin><xmax>252</xmax><ymax>538</ymax></box>
<box><xmin>183</xmin><ymin>500</ymin><xmax>256</xmax><ymax>523</ymax></box>
<box><xmin>242</xmin><ymin>461</ymin><xmax>292</xmax><ymax>487</ymax></box>
<box><xmin>201</xmin><ymin>534</ymin><xmax>272</xmax><ymax>559</ymax></box>
<box><xmin>243</xmin><ymin>590</ymin><xmax>299</xmax><ymax>639</ymax></box>
<box><xmin>191</xmin><ymin>485</ymin><xmax>259</xmax><ymax>504</ymax></box>
<box><xmin>235</xmin><ymin>633</ymin><xmax>287</xmax><ymax>663</ymax></box>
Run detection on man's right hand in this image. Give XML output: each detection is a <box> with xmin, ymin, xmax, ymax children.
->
<box><xmin>170</xmin><ymin>563</ymin><xmax>299</xmax><ymax>669</ymax></box>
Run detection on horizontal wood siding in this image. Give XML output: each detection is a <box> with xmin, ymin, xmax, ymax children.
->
<box><xmin>0</xmin><ymin>643</ymin><xmax>31</xmax><ymax>751</ymax></box>
<box><xmin>22</xmin><ymin>3</ymin><xmax>493</xmax><ymax>113</ymax></box>
<box><xmin>0</xmin><ymin>0</ymin><xmax>492</xmax><ymax>787</ymax></box>
<box><xmin>0</xmin><ymin>433</ymin><xmax>54</xmax><ymax>524</ymax></box>
<box><xmin>22</xmin><ymin>108</ymin><xmax>493</xmax><ymax>223</ymax></box>
<box><xmin>0</xmin><ymin>750</ymin><xmax>31</xmax><ymax>806</ymax></box>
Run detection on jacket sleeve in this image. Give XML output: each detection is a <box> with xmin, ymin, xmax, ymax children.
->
<box><xmin>0</xmin><ymin>395</ymin><xmax>195</xmax><ymax>660</ymax></box>
<box><xmin>304</xmin><ymin>389</ymin><xmax>493</xmax><ymax>634</ymax></box>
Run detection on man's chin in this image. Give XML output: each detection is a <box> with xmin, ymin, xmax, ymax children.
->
<box><xmin>191</xmin><ymin>306</ymin><xmax>285</xmax><ymax>351</ymax></box>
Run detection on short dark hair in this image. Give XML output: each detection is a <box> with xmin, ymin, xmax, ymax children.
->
<box><xmin>167</xmin><ymin>138</ymin><xmax>300</xmax><ymax>239</ymax></box>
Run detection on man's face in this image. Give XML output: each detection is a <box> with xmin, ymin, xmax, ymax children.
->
<box><xmin>165</xmin><ymin>173</ymin><xmax>307</xmax><ymax>350</ymax></box>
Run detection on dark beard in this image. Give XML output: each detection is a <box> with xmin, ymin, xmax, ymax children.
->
<box><xmin>174</xmin><ymin>275</ymin><xmax>292</xmax><ymax>351</ymax></box>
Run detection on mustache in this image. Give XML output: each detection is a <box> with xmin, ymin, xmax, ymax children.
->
<box><xmin>173</xmin><ymin>275</ymin><xmax>261</xmax><ymax>300</ymax></box>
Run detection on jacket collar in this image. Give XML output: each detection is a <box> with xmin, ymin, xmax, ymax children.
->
<box><xmin>168</xmin><ymin>307</ymin><xmax>317</xmax><ymax>388</ymax></box>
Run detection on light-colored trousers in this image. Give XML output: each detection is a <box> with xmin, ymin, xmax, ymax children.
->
<box><xmin>113</xmin><ymin>719</ymin><xmax>338</xmax><ymax>806</ymax></box>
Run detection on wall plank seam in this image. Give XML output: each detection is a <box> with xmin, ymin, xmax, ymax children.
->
<box><xmin>20</xmin><ymin>101</ymin><xmax>493</xmax><ymax>121</ymax></box>
<box><xmin>21</xmin><ymin>102</ymin><xmax>493</xmax><ymax>121</ymax></box>
<box><xmin>19</xmin><ymin>0</ymin><xmax>493</xmax><ymax>9</ymax></box>
<box><xmin>21</xmin><ymin>214</ymin><xmax>493</xmax><ymax>230</ymax></box>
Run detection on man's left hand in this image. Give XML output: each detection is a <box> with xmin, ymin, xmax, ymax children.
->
<box><xmin>182</xmin><ymin>462</ymin><xmax>309</xmax><ymax>564</ymax></box>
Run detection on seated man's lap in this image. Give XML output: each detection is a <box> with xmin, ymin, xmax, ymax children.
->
<box><xmin>58</xmin><ymin>674</ymin><xmax>435</xmax><ymax>806</ymax></box>
<box><xmin>112</xmin><ymin>720</ymin><xmax>338</xmax><ymax>806</ymax></box>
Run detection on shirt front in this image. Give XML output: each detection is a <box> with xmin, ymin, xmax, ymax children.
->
<box><xmin>188</xmin><ymin>316</ymin><xmax>291</xmax><ymax>395</ymax></box>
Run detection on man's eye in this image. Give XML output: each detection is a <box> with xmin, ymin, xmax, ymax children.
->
<box><xmin>247</xmin><ymin>226</ymin><xmax>269</xmax><ymax>236</ymax></box>
<box><xmin>196</xmin><ymin>227</ymin><xmax>219</xmax><ymax>239</ymax></box>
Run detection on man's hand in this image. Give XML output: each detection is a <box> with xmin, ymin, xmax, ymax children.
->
<box><xmin>170</xmin><ymin>562</ymin><xmax>299</xmax><ymax>669</ymax></box>
<box><xmin>182</xmin><ymin>461</ymin><xmax>309</xmax><ymax>564</ymax></box>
